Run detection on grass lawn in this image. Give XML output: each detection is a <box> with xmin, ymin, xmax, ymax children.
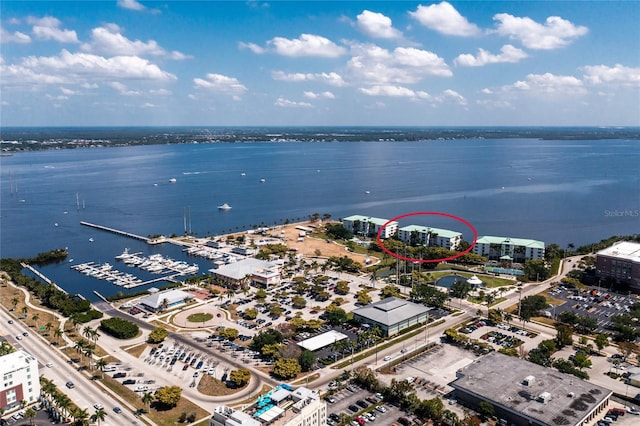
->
<box><xmin>429</xmin><ymin>271</ymin><xmax>516</xmax><ymax>288</ymax></box>
<box><xmin>197</xmin><ymin>374</ymin><xmax>247</xmax><ymax>396</ymax></box>
<box><xmin>124</xmin><ymin>343</ymin><xmax>148</xmax><ymax>359</ymax></box>
<box><xmin>186</xmin><ymin>313</ymin><xmax>213</xmax><ymax>323</ymax></box>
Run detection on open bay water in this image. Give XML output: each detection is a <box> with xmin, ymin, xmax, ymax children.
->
<box><xmin>1</xmin><ymin>137</ymin><xmax>639</xmax><ymax>299</ymax></box>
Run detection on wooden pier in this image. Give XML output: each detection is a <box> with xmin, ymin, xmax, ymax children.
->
<box><xmin>80</xmin><ymin>221</ymin><xmax>148</xmax><ymax>242</ymax></box>
<box><xmin>21</xmin><ymin>263</ymin><xmax>68</xmax><ymax>294</ymax></box>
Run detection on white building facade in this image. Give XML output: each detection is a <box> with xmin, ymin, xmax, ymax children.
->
<box><xmin>0</xmin><ymin>350</ymin><xmax>40</xmax><ymax>413</ymax></box>
<box><xmin>397</xmin><ymin>225</ymin><xmax>463</xmax><ymax>250</ymax></box>
<box><xmin>341</xmin><ymin>215</ymin><xmax>398</xmax><ymax>239</ymax></box>
<box><xmin>472</xmin><ymin>236</ymin><xmax>545</xmax><ymax>261</ymax></box>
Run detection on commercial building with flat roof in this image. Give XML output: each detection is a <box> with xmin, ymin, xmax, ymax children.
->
<box><xmin>210</xmin><ymin>386</ymin><xmax>326</xmax><ymax>426</ymax></box>
<box><xmin>596</xmin><ymin>241</ymin><xmax>640</xmax><ymax>293</ymax></box>
<box><xmin>450</xmin><ymin>352</ymin><xmax>612</xmax><ymax>426</ymax></box>
<box><xmin>352</xmin><ymin>297</ymin><xmax>430</xmax><ymax>336</ymax></box>
<box><xmin>137</xmin><ymin>289</ymin><xmax>192</xmax><ymax>312</ymax></box>
<box><xmin>397</xmin><ymin>225</ymin><xmax>463</xmax><ymax>250</ymax></box>
<box><xmin>209</xmin><ymin>258</ymin><xmax>281</xmax><ymax>288</ymax></box>
<box><xmin>297</xmin><ymin>330</ymin><xmax>349</xmax><ymax>352</ymax></box>
<box><xmin>472</xmin><ymin>236</ymin><xmax>545</xmax><ymax>262</ymax></box>
<box><xmin>342</xmin><ymin>215</ymin><xmax>398</xmax><ymax>239</ymax></box>
<box><xmin>0</xmin><ymin>350</ymin><xmax>40</xmax><ymax>413</ymax></box>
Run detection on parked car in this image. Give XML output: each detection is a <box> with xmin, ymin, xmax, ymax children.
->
<box><xmin>113</xmin><ymin>372</ymin><xmax>126</xmax><ymax>379</ymax></box>
<box><xmin>123</xmin><ymin>379</ymin><xmax>136</xmax><ymax>385</ymax></box>
<box><xmin>398</xmin><ymin>417</ymin><xmax>411</xmax><ymax>426</ymax></box>
<box><xmin>348</xmin><ymin>405</ymin><xmax>359</xmax><ymax>413</ymax></box>
<box><xmin>356</xmin><ymin>400</ymin><xmax>369</xmax><ymax>409</ymax></box>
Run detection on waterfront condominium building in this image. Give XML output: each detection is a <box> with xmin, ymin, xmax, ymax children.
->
<box><xmin>397</xmin><ymin>225</ymin><xmax>463</xmax><ymax>250</ymax></box>
<box><xmin>341</xmin><ymin>215</ymin><xmax>398</xmax><ymax>239</ymax></box>
<box><xmin>0</xmin><ymin>350</ymin><xmax>41</xmax><ymax>413</ymax></box>
<box><xmin>210</xmin><ymin>386</ymin><xmax>326</xmax><ymax>426</ymax></box>
<box><xmin>596</xmin><ymin>241</ymin><xmax>640</xmax><ymax>293</ymax></box>
<box><xmin>472</xmin><ymin>236</ymin><xmax>545</xmax><ymax>262</ymax></box>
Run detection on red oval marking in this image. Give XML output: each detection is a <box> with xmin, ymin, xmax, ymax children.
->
<box><xmin>375</xmin><ymin>212</ymin><xmax>478</xmax><ymax>263</ymax></box>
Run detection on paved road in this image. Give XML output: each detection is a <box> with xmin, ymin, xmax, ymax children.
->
<box><xmin>0</xmin><ymin>305</ymin><xmax>145</xmax><ymax>426</ymax></box>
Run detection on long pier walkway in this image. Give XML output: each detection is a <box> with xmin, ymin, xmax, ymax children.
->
<box><xmin>80</xmin><ymin>221</ymin><xmax>148</xmax><ymax>242</ymax></box>
<box><xmin>21</xmin><ymin>263</ymin><xmax>69</xmax><ymax>294</ymax></box>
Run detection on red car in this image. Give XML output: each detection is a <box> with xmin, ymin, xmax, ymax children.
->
<box><xmin>182</xmin><ymin>364</ymin><xmax>189</xmax><ymax>371</ymax></box>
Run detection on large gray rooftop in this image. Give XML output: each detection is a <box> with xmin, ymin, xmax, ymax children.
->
<box><xmin>353</xmin><ymin>297</ymin><xmax>429</xmax><ymax>326</ymax></box>
<box><xmin>451</xmin><ymin>352</ymin><xmax>612</xmax><ymax>426</ymax></box>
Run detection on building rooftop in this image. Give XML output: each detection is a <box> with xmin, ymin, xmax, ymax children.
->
<box><xmin>399</xmin><ymin>225</ymin><xmax>462</xmax><ymax>239</ymax></box>
<box><xmin>597</xmin><ymin>241</ymin><xmax>640</xmax><ymax>263</ymax></box>
<box><xmin>297</xmin><ymin>330</ymin><xmax>348</xmax><ymax>352</ymax></box>
<box><xmin>0</xmin><ymin>350</ymin><xmax>37</xmax><ymax>372</ymax></box>
<box><xmin>342</xmin><ymin>215</ymin><xmax>395</xmax><ymax>227</ymax></box>
<box><xmin>353</xmin><ymin>297</ymin><xmax>430</xmax><ymax>326</ymax></box>
<box><xmin>476</xmin><ymin>235</ymin><xmax>545</xmax><ymax>249</ymax></box>
<box><xmin>451</xmin><ymin>352</ymin><xmax>612</xmax><ymax>426</ymax></box>
<box><xmin>137</xmin><ymin>289</ymin><xmax>192</xmax><ymax>309</ymax></box>
<box><xmin>210</xmin><ymin>258</ymin><xmax>280</xmax><ymax>280</ymax></box>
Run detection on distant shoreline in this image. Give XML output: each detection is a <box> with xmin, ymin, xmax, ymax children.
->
<box><xmin>2</xmin><ymin>126</ymin><xmax>639</xmax><ymax>153</ymax></box>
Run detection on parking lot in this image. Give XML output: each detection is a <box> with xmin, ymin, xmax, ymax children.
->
<box><xmin>325</xmin><ymin>384</ymin><xmax>407</xmax><ymax>426</ymax></box>
<box><xmin>460</xmin><ymin>320</ymin><xmax>550</xmax><ymax>352</ymax></box>
<box><xmin>548</xmin><ymin>286</ymin><xmax>640</xmax><ymax>333</ymax></box>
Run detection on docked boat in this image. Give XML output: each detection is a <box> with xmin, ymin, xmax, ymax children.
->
<box><xmin>218</xmin><ymin>203</ymin><xmax>232</xmax><ymax>210</ymax></box>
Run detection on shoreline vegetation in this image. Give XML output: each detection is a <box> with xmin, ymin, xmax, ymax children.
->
<box><xmin>2</xmin><ymin>126</ymin><xmax>639</xmax><ymax>153</ymax></box>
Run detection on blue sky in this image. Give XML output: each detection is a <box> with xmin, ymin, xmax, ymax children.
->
<box><xmin>1</xmin><ymin>1</ymin><xmax>639</xmax><ymax>127</ymax></box>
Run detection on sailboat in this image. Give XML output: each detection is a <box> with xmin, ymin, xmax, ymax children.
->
<box><xmin>218</xmin><ymin>203</ymin><xmax>232</xmax><ymax>211</ymax></box>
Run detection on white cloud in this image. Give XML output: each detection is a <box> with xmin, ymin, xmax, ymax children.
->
<box><xmin>356</xmin><ymin>10</ymin><xmax>402</xmax><ymax>39</ymax></box>
<box><xmin>149</xmin><ymin>88</ymin><xmax>172</xmax><ymax>96</ymax></box>
<box><xmin>494</xmin><ymin>13</ymin><xmax>588</xmax><ymax>50</ymax></box>
<box><xmin>1</xmin><ymin>27</ymin><xmax>31</xmax><ymax>44</ymax></box>
<box><xmin>303</xmin><ymin>91</ymin><xmax>335</xmax><ymax>99</ymax></box>
<box><xmin>440</xmin><ymin>89</ymin><xmax>467</xmax><ymax>105</ymax></box>
<box><xmin>507</xmin><ymin>73</ymin><xmax>586</xmax><ymax>95</ymax></box>
<box><xmin>346</xmin><ymin>43</ymin><xmax>451</xmax><ymax>85</ymax></box>
<box><xmin>27</xmin><ymin>16</ymin><xmax>78</xmax><ymax>43</ymax></box>
<box><xmin>238</xmin><ymin>42</ymin><xmax>265</xmax><ymax>54</ymax></box>
<box><xmin>108</xmin><ymin>81</ymin><xmax>141</xmax><ymax>96</ymax></box>
<box><xmin>274</xmin><ymin>97</ymin><xmax>312</xmax><ymax>108</ymax></box>
<box><xmin>359</xmin><ymin>85</ymin><xmax>432</xmax><ymax>99</ymax></box>
<box><xmin>454</xmin><ymin>44</ymin><xmax>528</xmax><ymax>67</ymax></box>
<box><xmin>59</xmin><ymin>87</ymin><xmax>78</xmax><ymax>96</ymax></box>
<box><xmin>117</xmin><ymin>0</ymin><xmax>146</xmax><ymax>11</ymax></box>
<box><xmin>271</xmin><ymin>71</ymin><xmax>346</xmax><ymax>87</ymax></box>
<box><xmin>266</xmin><ymin>34</ymin><xmax>346</xmax><ymax>57</ymax></box>
<box><xmin>410</xmin><ymin>2</ymin><xmax>480</xmax><ymax>37</ymax></box>
<box><xmin>481</xmin><ymin>88</ymin><xmax>493</xmax><ymax>95</ymax></box>
<box><xmin>2</xmin><ymin>49</ymin><xmax>176</xmax><ymax>87</ymax></box>
<box><xmin>193</xmin><ymin>73</ymin><xmax>248</xmax><ymax>97</ymax></box>
<box><xmin>141</xmin><ymin>102</ymin><xmax>156</xmax><ymax>108</ymax></box>
<box><xmin>582</xmin><ymin>64</ymin><xmax>640</xmax><ymax>86</ymax></box>
<box><xmin>82</xmin><ymin>25</ymin><xmax>190</xmax><ymax>59</ymax></box>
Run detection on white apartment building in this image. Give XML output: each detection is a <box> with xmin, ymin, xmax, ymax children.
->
<box><xmin>472</xmin><ymin>236</ymin><xmax>545</xmax><ymax>261</ymax></box>
<box><xmin>0</xmin><ymin>350</ymin><xmax>41</xmax><ymax>413</ymax></box>
<box><xmin>397</xmin><ymin>225</ymin><xmax>463</xmax><ymax>250</ymax></box>
<box><xmin>342</xmin><ymin>215</ymin><xmax>398</xmax><ymax>239</ymax></box>
<box><xmin>210</xmin><ymin>386</ymin><xmax>326</xmax><ymax>426</ymax></box>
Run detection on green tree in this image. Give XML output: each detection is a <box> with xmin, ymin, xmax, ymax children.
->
<box><xmin>11</xmin><ymin>297</ymin><xmax>19</xmax><ymax>311</ymax></box>
<box><xmin>219</xmin><ymin>327</ymin><xmax>239</xmax><ymax>341</ymax></box>
<box><xmin>523</xmin><ymin>259</ymin><xmax>550</xmax><ymax>281</ymax></box>
<box><xmin>291</xmin><ymin>296</ymin><xmax>307</xmax><ymax>309</ymax></box>
<box><xmin>380</xmin><ymin>285</ymin><xmax>401</xmax><ymax>298</ymax></box>
<box><xmin>272</xmin><ymin>358</ymin><xmax>301</xmax><ymax>379</ymax></box>
<box><xmin>269</xmin><ymin>303</ymin><xmax>284</xmax><ymax>317</ymax></box>
<box><xmin>142</xmin><ymin>392</ymin><xmax>154</xmax><ymax>412</ymax></box>
<box><xmin>24</xmin><ymin>407</ymin><xmax>37</xmax><ymax>425</ymax></box>
<box><xmin>478</xmin><ymin>401</ymin><xmax>495</xmax><ymax>420</ymax></box>
<box><xmin>572</xmin><ymin>352</ymin><xmax>592</xmax><ymax>371</ymax></box>
<box><xmin>250</xmin><ymin>329</ymin><xmax>283</xmax><ymax>352</ymax></box>
<box><xmin>449</xmin><ymin>280</ymin><xmax>472</xmax><ymax>299</ymax></box>
<box><xmin>554</xmin><ymin>324</ymin><xmax>574</xmax><ymax>349</ymax></box>
<box><xmin>356</xmin><ymin>290</ymin><xmax>372</xmax><ymax>305</ymax></box>
<box><xmin>244</xmin><ymin>308</ymin><xmax>258</xmax><ymax>320</ymax></box>
<box><xmin>95</xmin><ymin>358</ymin><xmax>107</xmax><ymax>378</ymax></box>
<box><xmin>90</xmin><ymin>408</ymin><xmax>107</xmax><ymax>426</ymax></box>
<box><xmin>324</xmin><ymin>305</ymin><xmax>348</xmax><ymax>325</ymax></box>
<box><xmin>228</xmin><ymin>369</ymin><xmax>251</xmax><ymax>387</ymax></box>
<box><xmin>298</xmin><ymin>350</ymin><xmax>316</xmax><ymax>372</ymax></box>
<box><xmin>155</xmin><ymin>386</ymin><xmax>182</xmax><ymax>408</ymax></box>
<box><xmin>32</xmin><ymin>313</ymin><xmax>40</xmax><ymax>329</ymax></box>
<box><xmin>595</xmin><ymin>333</ymin><xmax>609</xmax><ymax>352</ymax></box>
<box><xmin>147</xmin><ymin>326</ymin><xmax>169</xmax><ymax>343</ymax></box>
<box><xmin>334</xmin><ymin>281</ymin><xmax>350</xmax><ymax>295</ymax></box>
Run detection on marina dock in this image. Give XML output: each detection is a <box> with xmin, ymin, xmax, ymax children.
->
<box><xmin>80</xmin><ymin>221</ymin><xmax>149</xmax><ymax>242</ymax></box>
<box><xmin>21</xmin><ymin>263</ymin><xmax>68</xmax><ymax>294</ymax></box>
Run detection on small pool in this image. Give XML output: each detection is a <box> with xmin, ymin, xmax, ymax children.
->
<box><xmin>435</xmin><ymin>275</ymin><xmax>468</xmax><ymax>288</ymax></box>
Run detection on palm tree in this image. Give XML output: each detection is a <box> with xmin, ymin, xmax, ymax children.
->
<box><xmin>71</xmin><ymin>407</ymin><xmax>89</xmax><ymax>426</ymax></box>
<box><xmin>21</xmin><ymin>306</ymin><xmax>28</xmax><ymax>318</ymax></box>
<box><xmin>44</xmin><ymin>321</ymin><xmax>54</xmax><ymax>336</ymax></box>
<box><xmin>11</xmin><ymin>297</ymin><xmax>19</xmax><ymax>311</ymax></box>
<box><xmin>142</xmin><ymin>392</ymin><xmax>154</xmax><ymax>412</ymax></box>
<box><xmin>83</xmin><ymin>326</ymin><xmax>93</xmax><ymax>341</ymax></box>
<box><xmin>90</xmin><ymin>408</ymin><xmax>107</xmax><ymax>426</ymax></box>
<box><xmin>504</xmin><ymin>312</ymin><xmax>513</xmax><ymax>327</ymax></box>
<box><xmin>84</xmin><ymin>345</ymin><xmax>95</xmax><ymax>369</ymax></box>
<box><xmin>95</xmin><ymin>358</ymin><xmax>107</xmax><ymax>378</ymax></box>
<box><xmin>160</xmin><ymin>298</ymin><xmax>169</xmax><ymax>312</ymax></box>
<box><xmin>74</xmin><ymin>339</ymin><xmax>87</xmax><ymax>362</ymax></box>
<box><xmin>54</xmin><ymin>328</ymin><xmax>63</xmax><ymax>345</ymax></box>
<box><xmin>24</xmin><ymin>407</ymin><xmax>37</xmax><ymax>425</ymax></box>
<box><xmin>57</xmin><ymin>395</ymin><xmax>72</xmax><ymax>421</ymax></box>
<box><xmin>32</xmin><ymin>313</ymin><xmax>40</xmax><ymax>329</ymax></box>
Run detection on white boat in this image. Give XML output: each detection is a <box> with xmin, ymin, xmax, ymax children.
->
<box><xmin>218</xmin><ymin>203</ymin><xmax>232</xmax><ymax>210</ymax></box>
<box><xmin>169</xmin><ymin>178</ymin><xmax>177</xmax><ymax>183</ymax></box>
<box><xmin>260</xmin><ymin>178</ymin><xmax>266</xmax><ymax>183</ymax></box>
<box><xmin>89</xmin><ymin>238</ymin><xmax>94</xmax><ymax>242</ymax></box>
<box><xmin>241</xmin><ymin>172</ymin><xmax>246</xmax><ymax>176</ymax></box>
<box><xmin>364</xmin><ymin>191</ymin><xmax>371</xmax><ymax>194</ymax></box>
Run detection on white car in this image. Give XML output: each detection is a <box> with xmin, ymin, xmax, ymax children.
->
<box><xmin>93</xmin><ymin>403</ymin><xmax>104</xmax><ymax>410</ymax></box>
<box><xmin>134</xmin><ymin>386</ymin><xmax>148</xmax><ymax>392</ymax></box>
<box><xmin>383</xmin><ymin>355</ymin><xmax>391</xmax><ymax>361</ymax></box>
<box><xmin>375</xmin><ymin>405</ymin><xmax>387</xmax><ymax>413</ymax></box>
<box><xmin>45</xmin><ymin>362</ymin><xmax>53</xmax><ymax>368</ymax></box>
